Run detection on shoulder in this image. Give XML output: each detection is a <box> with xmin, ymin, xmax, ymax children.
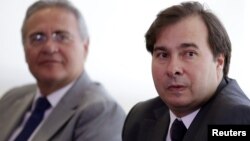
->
<box><xmin>124</xmin><ymin>97</ymin><xmax>161</xmax><ymax>125</ymax></box>
<box><xmin>0</xmin><ymin>84</ymin><xmax>36</xmax><ymax>112</ymax></box>
<box><xmin>0</xmin><ymin>83</ymin><xmax>36</xmax><ymax>102</ymax></box>
<box><xmin>216</xmin><ymin>78</ymin><xmax>250</xmax><ymax>107</ymax></box>
<box><xmin>68</xmin><ymin>81</ymin><xmax>126</xmax><ymax>141</ymax></box>
<box><xmin>122</xmin><ymin>97</ymin><xmax>167</xmax><ymax>140</ymax></box>
<box><xmin>124</xmin><ymin>97</ymin><xmax>165</xmax><ymax>124</ymax></box>
<box><xmin>128</xmin><ymin>97</ymin><xmax>166</xmax><ymax>117</ymax></box>
<box><xmin>203</xmin><ymin>78</ymin><xmax>250</xmax><ymax>123</ymax></box>
<box><xmin>72</xmin><ymin>73</ymin><xmax>120</xmax><ymax>107</ymax></box>
<box><xmin>78</xmin><ymin>81</ymin><xmax>120</xmax><ymax>110</ymax></box>
<box><xmin>72</xmin><ymin>79</ymin><xmax>125</xmax><ymax>122</ymax></box>
<box><xmin>125</xmin><ymin>96</ymin><xmax>166</xmax><ymax>122</ymax></box>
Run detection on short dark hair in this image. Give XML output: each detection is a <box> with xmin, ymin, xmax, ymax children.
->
<box><xmin>21</xmin><ymin>0</ymin><xmax>89</xmax><ymax>44</ymax></box>
<box><xmin>145</xmin><ymin>1</ymin><xmax>231</xmax><ymax>76</ymax></box>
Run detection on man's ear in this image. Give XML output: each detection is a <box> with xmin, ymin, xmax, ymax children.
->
<box><xmin>216</xmin><ymin>53</ymin><xmax>225</xmax><ymax>79</ymax></box>
<box><xmin>83</xmin><ymin>39</ymin><xmax>89</xmax><ymax>60</ymax></box>
<box><xmin>24</xmin><ymin>46</ymin><xmax>29</xmax><ymax>63</ymax></box>
<box><xmin>216</xmin><ymin>54</ymin><xmax>225</xmax><ymax>69</ymax></box>
<box><xmin>84</xmin><ymin>39</ymin><xmax>89</xmax><ymax>50</ymax></box>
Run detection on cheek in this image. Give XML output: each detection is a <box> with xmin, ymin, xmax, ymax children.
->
<box><xmin>152</xmin><ymin>64</ymin><xmax>165</xmax><ymax>84</ymax></box>
<box><xmin>70</xmin><ymin>49</ymin><xmax>83</xmax><ymax>61</ymax></box>
<box><xmin>189</xmin><ymin>63</ymin><xmax>216</xmax><ymax>92</ymax></box>
<box><xmin>25</xmin><ymin>50</ymin><xmax>33</xmax><ymax>62</ymax></box>
<box><xmin>152</xmin><ymin>63</ymin><xmax>160</xmax><ymax>77</ymax></box>
<box><xmin>25</xmin><ymin>49</ymin><xmax>39</xmax><ymax>65</ymax></box>
<box><xmin>64</xmin><ymin>48</ymin><xmax>84</xmax><ymax>67</ymax></box>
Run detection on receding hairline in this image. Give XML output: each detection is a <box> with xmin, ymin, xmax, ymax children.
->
<box><xmin>22</xmin><ymin>6</ymin><xmax>78</xmax><ymax>37</ymax></box>
<box><xmin>22</xmin><ymin>6</ymin><xmax>75</xmax><ymax>36</ymax></box>
<box><xmin>21</xmin><ymin>1</ymin><xmax>89</xmax><ymax>45</ymax></box>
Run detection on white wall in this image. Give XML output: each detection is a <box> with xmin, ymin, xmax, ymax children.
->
<box><xmin>0</xmin><ymin>0</ymin><xmax>249</xmax><ymax>112</ymax></box>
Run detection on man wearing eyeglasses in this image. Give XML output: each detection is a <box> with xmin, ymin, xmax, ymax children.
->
<box><xmin>0</xmin><ymin>0</ymin><xmax>125</xmax><ymax>141</ymax></box>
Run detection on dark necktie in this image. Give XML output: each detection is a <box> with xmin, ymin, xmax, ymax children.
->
<box><xmin>170</xmin><ymin>119</ymin><xmax>187</xmax><ymax>141</ymax></box>
<box><xmin>14</xmin><ymin>97</ymin><xmax>51</xmax><ymax>141</ymax></box>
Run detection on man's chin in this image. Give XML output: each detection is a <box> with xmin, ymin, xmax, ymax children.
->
<box><xmin>36</xmin><ymin>74</ymin><xmax>65</xmax><ymax>84</ymax></box>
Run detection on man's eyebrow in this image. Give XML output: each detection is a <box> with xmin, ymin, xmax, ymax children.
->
<box><xmin>54</xmin><ymin>30</ymin><xmax>70</xmax><ymax>34</ymax></box>
<box><xmin>180</xmin><ymin>43</ymin><xmax>198</xmax><ymax>49</ymax></box>
<box><xmin>153</xmin><ymin>46</ymin><xmax>168</xmax><ymax>52</ymax></box>
<box><xmin>28</xmin><ymin>31</ymin><xmax>45</xmax><ymax>38</ymax></box>
<box><xmin>153</xmin><ymin>43</ymin><xmax>198</xmax><ymax>52</ymax></box>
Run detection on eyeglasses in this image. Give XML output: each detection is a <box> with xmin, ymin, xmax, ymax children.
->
<box><xmin>27</xmin><ymin>31</ymin><xmax>73</xmax><ymax>47</ymax></box>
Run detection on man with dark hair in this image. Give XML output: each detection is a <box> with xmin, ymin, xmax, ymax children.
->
<box><xmin>0</xmin><ymin>0</ymin><xmax>125</xmax><ymax>141</ymax></box>
<box><xmin>122</xmin><ymin>1</ymin><xmax>250</xmax><ymax>141</ymax></box>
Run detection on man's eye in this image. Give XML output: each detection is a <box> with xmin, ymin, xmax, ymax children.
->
<box><xmin>184</xmin><ymin>51</ymin><xmax>197</xmax><ymax>59</ymax></box>
<box><xmin>187</xmin><ymin>52</ymin><xmax>195</xmax><ymax>56</ymax></box>
<box><xmin>53</xmin><ymin>32</ymin><xmax>70</xmax><ymax>43</ymax></box>
<box><xmin>155</xmin><ymin>52</ymin><xmax>168</xmax><ymax>59</ymax></box>
<box><xmin>30</xmin><ymin>33</ymin><xmax>46</xmax><ymax>43</ymax></box>
<box><xmin>159</xmin><ymin>53</ymin><xmax>168</xmax><ymax>58</ymax></box>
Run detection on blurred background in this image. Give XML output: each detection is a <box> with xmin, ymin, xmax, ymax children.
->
<box><xmin>0</xmin><ymin>0</ymin><xmax>249</xmax><ymax>112</ymax></box>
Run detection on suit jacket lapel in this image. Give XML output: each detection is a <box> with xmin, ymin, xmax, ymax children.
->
<box><xmin>151</xmin><ymin>106</ymin><xmax>170</xmax><ymax>141</ymax></box>
<box><xmin>0</xmin><ymin>92</ymin><xmax>34</xmax><ymax>141</ymax></box>
<box><xmin>32</xmin><ymin>99</ymin><xmax>77</xmax><ymax>141</ymax></box>
<box><xmin>32</xmin><ymin>72</ymin><xmax>92</xmax><ymax>141</ymax></box>
<box><xmin>137</xmin><ymin>119</ymin><xmax>156</xmax><ymax>141</ymax></box>
<box><xmin>138</xmin><ymin>102</ymin><xmax>170</xmax><ymax>141</ymax></box>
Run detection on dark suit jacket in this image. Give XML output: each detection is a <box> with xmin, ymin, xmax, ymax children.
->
<box><xmin>0</xmin><ymin>72</ymin><xmax>126</xmax><ymax>141</ymax></box>
<box><xmin>122</xmin><ymin>78</ymin><xmax>250</xmax><ymax>141</ymax></box>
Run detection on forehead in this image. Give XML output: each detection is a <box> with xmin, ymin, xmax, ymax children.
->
<box><xmin>155</xmin><ymin>15</ymin><xmax>209</xmax><ymax>49</ymax></box>
<box><xmin>24</xmin><ymin>7</ymin><xmax>78</xmax><ymax>34</ymax></box>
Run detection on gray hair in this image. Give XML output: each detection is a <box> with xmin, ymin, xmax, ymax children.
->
<box><xmin>21</xmin><ymin>0</ymin><xmax>89</xmax><ymax>44</ymax></box>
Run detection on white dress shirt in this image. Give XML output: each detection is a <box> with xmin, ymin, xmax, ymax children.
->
<box><xmin>166</xmin><ymin>109</ymin><xmax>200</xmax><ymax>141</ymax></box>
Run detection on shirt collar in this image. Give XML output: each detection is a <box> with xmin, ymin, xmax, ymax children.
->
<box><xmin>169</xmin><ymin>109</ymin><xmax>200</xmax><ymax>129</ymax></box>
<box><xmin>33</xmin><ymin>80</ymin><xmax>76</xmax><ymax>109</ymax></box>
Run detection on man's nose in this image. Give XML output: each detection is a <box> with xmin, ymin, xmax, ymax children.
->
<box><xmin>41</xmin><ymin>38</ymin><xmax>59</xmax><ymax>54</ymax></box>
<box><xmin>166</xmin><ymin>56</ymin><xmax>183</xmax><ymax>77</ymax></box>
